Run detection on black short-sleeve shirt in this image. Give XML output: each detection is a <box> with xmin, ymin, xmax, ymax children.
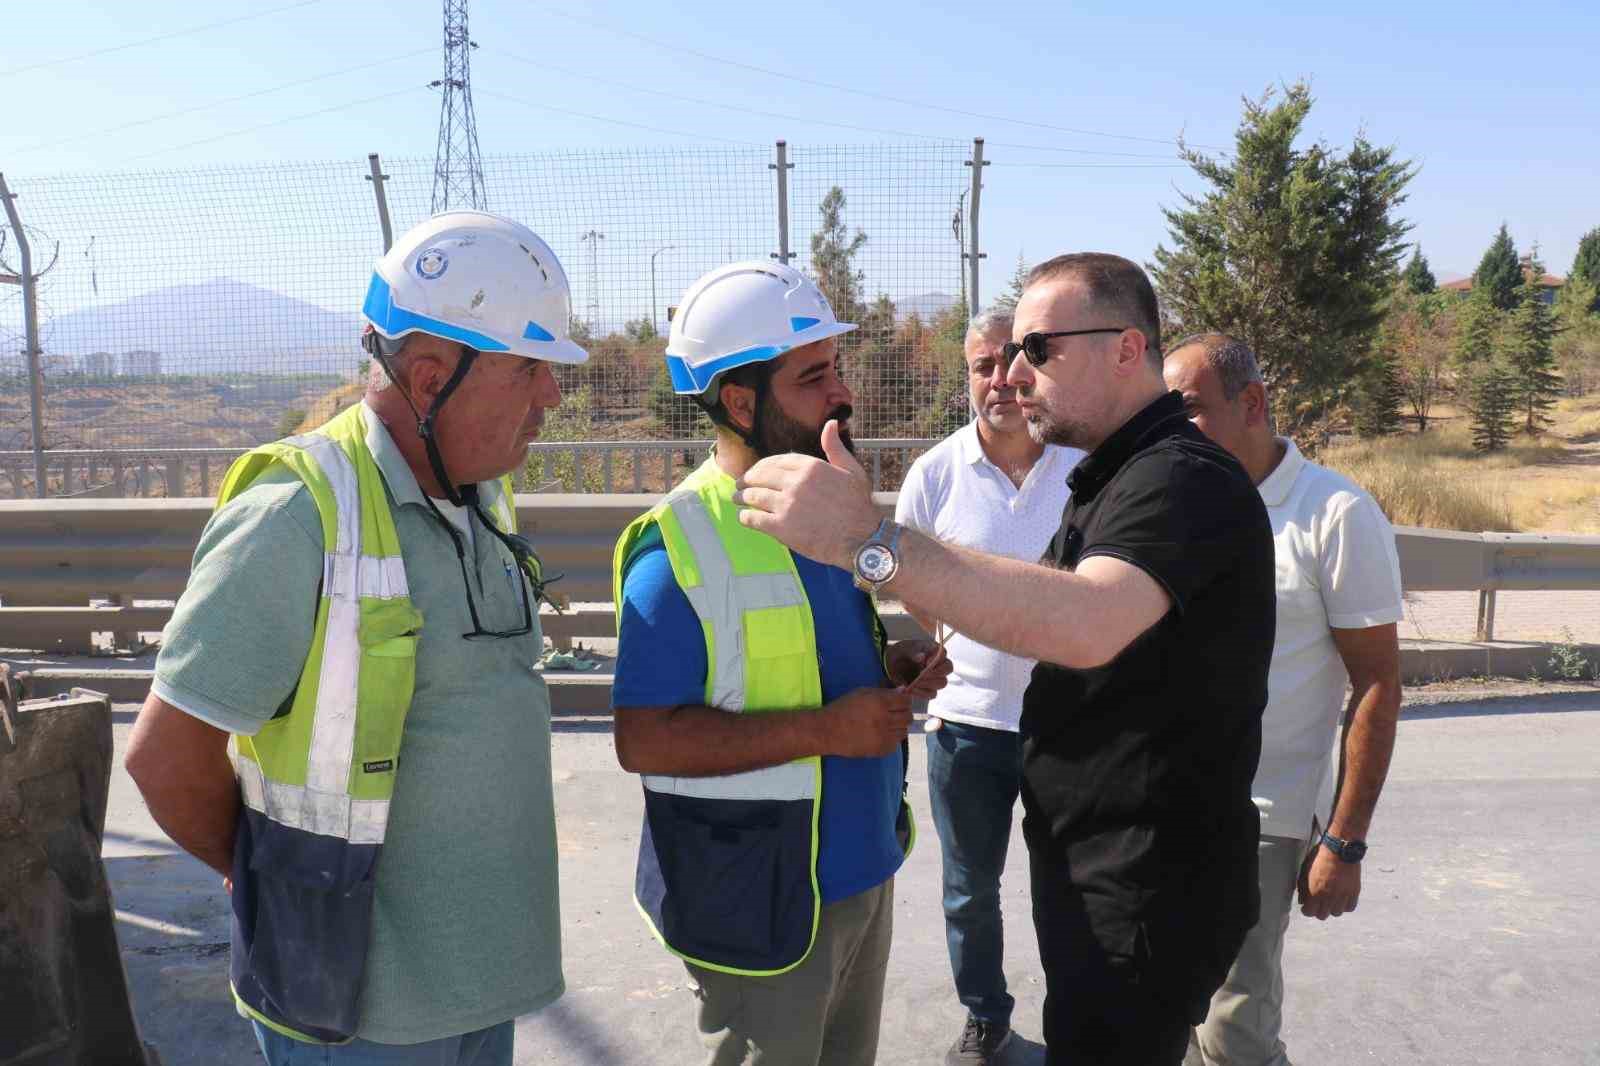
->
<box><xmin>1020</xmin><ymin>390</ymin><xmax>1275</xmax><ymax>965</ymax></box>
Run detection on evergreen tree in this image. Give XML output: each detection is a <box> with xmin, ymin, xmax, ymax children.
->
<box><xmin>1401</xmin><ymin>244</ymin><xmax>1436</xmax><ymax>294</ymax></box>
<box><xmin>992</xmin><ymin>251</ymin><xmax>1030</xmax><ymax>312</ymax></box>
<box><xmin>1472</xmin><ymin>224</ymin><xmax>1522</xmax><ymax>311</ymax></box>
<box><xmin>809</xmin><ymin>187</ymin><xmax>867</xmax><ymax>326</ymax></box>
<box><xmin>1149</xmin><ymin>82</ymin><xmax>1414</xmax><ymax>438</ymax></box>
<box><xmin>1468</xmin><ymin>359</ymin><xmax>1518</xmax><ymax>452</ymax></box>
<box><xmin>1354</xmin><ymin>349</ymin><xmax>1404</xmax><ymax>436</ymax></box>
<box><xmin>1453</xmin><ymin>287</ymin><xmax>1500</xmax><ymax>370</ymax></box>
<box><xmin>1571</xmin><ymin>227</ymin><xmax>1600</xmax><ymax>311</ymax></box>
<box><xmin>1503</xmin><ymin>253</ymin><xmax>1563</xmax><ymax>432</ymax></box>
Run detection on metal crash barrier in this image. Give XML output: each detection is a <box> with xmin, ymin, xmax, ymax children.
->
<box><xmin>0</xmin><ymin>666</ymin><xmax>158</xmax><ymax>1065</ymax></box>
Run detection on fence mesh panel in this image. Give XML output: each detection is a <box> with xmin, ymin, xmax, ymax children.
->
<box><xmin>2</xmin><ymin>142</ymin><xmax>975</xmax><ymax>494</ymax></box>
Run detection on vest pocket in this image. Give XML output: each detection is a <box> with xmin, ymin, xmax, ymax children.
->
<box><xmin>230</xmin><ymin>809</ymin><xmax>379</xmax><ymax>1042</ymax></box>
<box><xmin>643</xmin><ymin>789</ymin><xmax>817</xmax><ymax>972</ymax></box>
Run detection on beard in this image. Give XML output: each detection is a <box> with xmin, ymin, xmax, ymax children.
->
<box><xmin>754</xmin><ymin>396</ymin><xmax>856</xmax><ymax>460</ymax></box>
<box><xmin>1023</xmin><ymin>395</ymin><xmax>1090</xmax><ymax>450</ymax></box>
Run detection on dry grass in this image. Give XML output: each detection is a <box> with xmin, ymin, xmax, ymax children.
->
<box><xmin>1321</xmin><ymin>429</ymin><xmax>1517</xmax><ymax>531</ymax></box>
<box><xmin>1320</xmin><ymin>399</ymin><xmax>1600</xmax><ymax>533</ymax></box>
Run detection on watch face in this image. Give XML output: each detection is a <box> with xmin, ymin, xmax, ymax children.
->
<box><xmin>855</xmin><ymin>543</ymin><xmax>897</xmax><ymax>583</ymax></box>
<box><xmin>1344</xmin><ymin>840</ymin><xmax>1368</xmax><ymax>862</ymax></box>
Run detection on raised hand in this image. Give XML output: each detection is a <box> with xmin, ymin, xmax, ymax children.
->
<box><xmin>735</xmin><ymin>419</ymin><xmax>881</xmax><ymax>569</ymax></box>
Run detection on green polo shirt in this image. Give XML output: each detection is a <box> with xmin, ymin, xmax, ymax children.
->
<box><xmin>153</xmin><ymin>404</ymin><xmax>562</xmax><ymax>1044</ymax></box>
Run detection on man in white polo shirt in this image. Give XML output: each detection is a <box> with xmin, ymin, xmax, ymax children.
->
<box><xmin>1163</xmin><ymin>333</ymin><xmax>1404</xmax><ymax>1066</ymax></box>
<box><xmin>895</xmin><ymin>307</ymin><xmax>1083</xmax><ymax>1065</ymax></box>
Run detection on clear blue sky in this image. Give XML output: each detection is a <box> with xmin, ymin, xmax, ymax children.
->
<box><xmin>4</xmin><ymin>0</ymin><xmax>1598</xmax><ymax>308</ymax></box>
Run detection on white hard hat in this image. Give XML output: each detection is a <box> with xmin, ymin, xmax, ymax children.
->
<box><xmin>362</xmin><ymin>210</ymin><xmax>589</xmax><ymax>364</ymax></box>
<box><xmin>665</xmin><ymin>260</ymin><xmax>856</xmax><ymax>395</ymax></box>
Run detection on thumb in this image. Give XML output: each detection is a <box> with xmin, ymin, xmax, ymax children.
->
<box><xmin>821</xmin><ymin>420</ymin><xmax>864</xmax><ymax>475</ymax></box>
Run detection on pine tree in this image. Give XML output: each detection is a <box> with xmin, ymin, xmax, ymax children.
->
<box><xmin>1571</xmin><ymin>227</ymin><xmax>1600</xmax><ymax>311</ymax></box>
<box><xmin>1453</xmin><ymin>288</ymin><xmax>1500</xmax><ymax>370</ymax></box>
<box><xmin>1354</xmin><ymin>349</ymin><xmax>1404</xmax><ymax>436</ymax></box>
<box><xmin>1149</xmin><ymin>82</ymin><xmax>1414</xmax><ymax>438</ymax></box>
<box><xmin>1402</xmin><ymin>245</ymin><xmax>1436</xmax><ymax>294</ymax></box>
<box><xmin>1473</xmin><ymin>224</ymin><xmax>1522</xmax><ymax>311</ymax></box>
<box><xmin>809</xmin><ymin>187</ymin><xmax>867</xmax><ymax>326</ymax></box>
<box><xmin>1503</xmin><ymin>254</ymin><xmax>1563</xmax><ymax>432</ymax></box>
<box><xmin>992</xmin><ymin>251</ymin><xmax>1030</xmax><ymax>312</ymax></box>
<box><xmin>1468</xmin><ymin>359</ymin><xmax>1518</xmax><ymax>452</ymax></box>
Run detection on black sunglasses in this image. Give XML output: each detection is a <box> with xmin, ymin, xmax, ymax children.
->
<box><xmin>1001</xmin><ymin>328</ymin><xmax>1129</xmax><ymax>368</ymax></box>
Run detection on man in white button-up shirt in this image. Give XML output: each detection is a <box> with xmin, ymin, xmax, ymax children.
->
<box><xmin>1164</xmin><ymin>334</ymin><xmax>1404</xmax><ymax>1066</ymax></box>
<box><xmin>896</xmin><ymin>308</ymin><xmax>1083</xmax><ymax>1065</ymax></box>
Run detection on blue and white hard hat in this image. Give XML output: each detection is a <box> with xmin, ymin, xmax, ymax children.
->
<box><xmin>665</xmin><ymin>260</ymin><xmax>856</xmax><ymax>395</ymax></box>
<box><xmin>362</xmin><ymin>211</ymin><xmax>588</xmax><ymax>364</ymax></box>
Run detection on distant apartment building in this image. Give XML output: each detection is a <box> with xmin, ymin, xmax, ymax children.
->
<box><xmin>121</xmin><ymin>350</ymin><xmax>162</xmax><ymax>376</ymax></box>
<box><xmin>81</xmin><ymin>351</ymin><xmax>117</xmax><ymax>377</ymax></box>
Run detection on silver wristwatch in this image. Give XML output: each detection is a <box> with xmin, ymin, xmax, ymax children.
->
<box><xmin>852</xmin><ymin>518</ymin><xmax>904</xmax><ymax>592</ymax></box>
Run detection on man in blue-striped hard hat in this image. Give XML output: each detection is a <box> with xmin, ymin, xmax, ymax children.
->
<box><xmin>127</xmin><ymin>211</ymin><xmax>585</xmax><ymax>1066</ymax></box>
<box><xmin>611</xmin><ymin>259</ymin><xmax>951</xmax><ymax>1065</ymax></box>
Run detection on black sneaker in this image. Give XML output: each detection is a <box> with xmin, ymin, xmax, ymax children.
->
<box><xmin>945</xmin><ymin>1014</ymin><xmax>1014</xmax><ymax>1065</ymax></box>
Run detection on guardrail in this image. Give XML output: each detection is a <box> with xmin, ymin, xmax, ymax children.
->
<box><xmin>0</xmin><ymin>440</ymin><xmax>934</xmax><ymax>498</ymax></box>
<box><xmin>2</xmin><ymin>496</ymin><xmax>1596</xmax><ymax>653</ymax></box>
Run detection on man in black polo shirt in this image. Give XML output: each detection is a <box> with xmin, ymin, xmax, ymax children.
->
<box><xmin>734</xmin><ymin>253</ymin><xmax>1276</xmax><ymax>1065</ymax></box>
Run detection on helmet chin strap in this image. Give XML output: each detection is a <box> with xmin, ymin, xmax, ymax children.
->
<box><xmin>696</xmin><ymin>373</ymin><xmax>768</xmax><ymax>454</ymax></box>
<box><xmin>364</xmin><ymin>329</ymin><xmax>481</xmax><ymax>507</ymax></box>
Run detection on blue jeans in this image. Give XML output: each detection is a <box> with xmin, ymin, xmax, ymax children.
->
<box><xmin>252</xmin><ymin>1021</ymin><xmax>513</xmax><ymax>1066</ymax></box>
<box><xmin>926</xmin><ymin>720</ymin><xmax>1023</xmax><ymax>1026</ymax></box>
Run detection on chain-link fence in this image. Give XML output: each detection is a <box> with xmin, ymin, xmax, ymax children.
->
<box><xmin>1</xmin><ymin>141</ymin><xmax>980</xmax><ymax>496</ymax></box>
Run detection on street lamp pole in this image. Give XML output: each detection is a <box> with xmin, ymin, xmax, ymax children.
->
<box><xmin>651</xmin><ymin>245</ymin><xmax>675</xmax><ymax>335</ymax></box>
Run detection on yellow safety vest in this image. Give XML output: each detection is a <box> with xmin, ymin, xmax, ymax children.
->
<box><xmin>214</xmin><ymin>403</ymin><xmax>515</xmax><ymax>1043</ymax></box>
<box><xmin>613</xmin><ymin>456</ymin><xmax>912</xmax><ymax>976</ymax></box>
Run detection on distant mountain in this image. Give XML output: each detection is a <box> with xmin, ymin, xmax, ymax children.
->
<box><xmin>896</xmin><ymin>292</ymin><xmax>958</xmax><ymax>322</ymax></box>
<box><xmin>42</xmin><ymin>278</ymin><xmax>364</xmax><ymax>377</ymax></box>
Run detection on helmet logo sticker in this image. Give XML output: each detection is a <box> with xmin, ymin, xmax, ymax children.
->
<box><xmin>415</xmin><ymin>247</ymin><xmax>449</xmax><ymax>280</ymax></box>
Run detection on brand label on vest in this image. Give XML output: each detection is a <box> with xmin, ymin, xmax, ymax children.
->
<box><xmin>362</xmin><ymin>759</ymin><xmax>395</xmax><ymax>774</ymax></box>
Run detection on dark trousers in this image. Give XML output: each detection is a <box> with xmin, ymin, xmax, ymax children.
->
<box><xmin>925</xmin><ymin>720</ymin><xmax>1023</xmax><ymax>1026</ymax></box>
<box><xmin>1028</xmin><ymin>847</ymin><xmax>1239</xmax><ymax>1066</ymax></box>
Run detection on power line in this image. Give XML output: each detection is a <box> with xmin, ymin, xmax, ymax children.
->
<box><xmin>0</xmin><ymin>0</ymin><xmax>323</xmax><ymax>78</ymax></box>
<box><xmin>13</xmin><ymin>48</ymin><xmax>435</xmax><ymax>154</ymax></box>
<box><xmin>122</xmin><ymin>85</ymin><xmax>425</xmax><ymax>163</ymax></box>
<box><xmin>494</xmin><ymin>51</ymin><xmax>1185</xmax><ymax>162</ymax></box>
<box><xmin>536</xmin><ymin>4</ymin><xmax>1225</xmax><ymax>151</ymax></box>
<box><xmin>990</xmin><ymin>162</ymin><xmax>1189</xmax><ymax>168</ymax></box>
<box><xmin>493</xmin><ymin>50</ymin><xmax>962</xmax><ymax>145</ymax></box>
<box><xmin>476</xmin><ymin>88</ymin><xmax>761</xmax><ymax>147</ymax></box>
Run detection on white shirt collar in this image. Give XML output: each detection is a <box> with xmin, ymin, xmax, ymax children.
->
<box><xmin>958</xmin><ymin>419</ymin><xmax>1060</xmax><ymax>478</ymax></box>
<box><xmin>1256</xmin><ymin>436</ymin><xmax>1305</xmax><ymax>508</ymax></box>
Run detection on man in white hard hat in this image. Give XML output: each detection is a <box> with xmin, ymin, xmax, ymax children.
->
<box><xmin>610</xmin><ymin>260</ymin><xmax>951</xmax><ymax>1065</ymax></box>
<box><xmin>126</xmin><ymin>212</ymin><xmax>586</xmax><ymax>1065</ymax></box>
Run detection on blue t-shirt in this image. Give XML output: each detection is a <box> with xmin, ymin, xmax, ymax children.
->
<box><xmin>614</xmin><ymin>526</ymin><xmax>906</xmax><ymax>903</ymax></box>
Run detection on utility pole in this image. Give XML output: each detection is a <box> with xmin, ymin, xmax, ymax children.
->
<box><xmin>429</xmin><ymin>0</ymin><xmax>486</xmax><ymax>212</ymax></box>
<box><xmin>650</xmin><ymin>245</ymin><xmax>675</xmax><ymax>336</ymax></box>
<box><xmin>1</xmin><ymin>173</ymin><xmax>55</xmax><ymax>498</ymax></box>
<box><xmin>579</xmin><ymin>229</ymin><xmax>605</xmax><ymax>331</ymax></box>
<box><xmin>952</xmin><ymin>188</ymin><xmax>968</xmax><ymax>313</ymax></box>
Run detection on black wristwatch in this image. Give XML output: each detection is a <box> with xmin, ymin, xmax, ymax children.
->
<box><xmin>1320</xmin><ymin>830</ymin><xmax>1368</xmax><ymax>864</ymax></box>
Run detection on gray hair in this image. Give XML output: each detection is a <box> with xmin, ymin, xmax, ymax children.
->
<box><xmin>1167</xmin><ymin>332</ymin><xmax>1262</xmax><ymax>401</ymax></box>
<box><xmin>966</xmin><ymin>307</ymin><xmax>1014</xmax><ymax>342</ymax></box>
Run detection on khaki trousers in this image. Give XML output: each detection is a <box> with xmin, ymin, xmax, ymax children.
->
<box><xmin>1187</xmin><ymin>833</ymin><xmax>1316</xmax><ymax>1066</ymax></box>
<box><xmin>685</xmin><ymin>878</ymin><xmax>895</xmax><ymax>1066</ymax></box>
